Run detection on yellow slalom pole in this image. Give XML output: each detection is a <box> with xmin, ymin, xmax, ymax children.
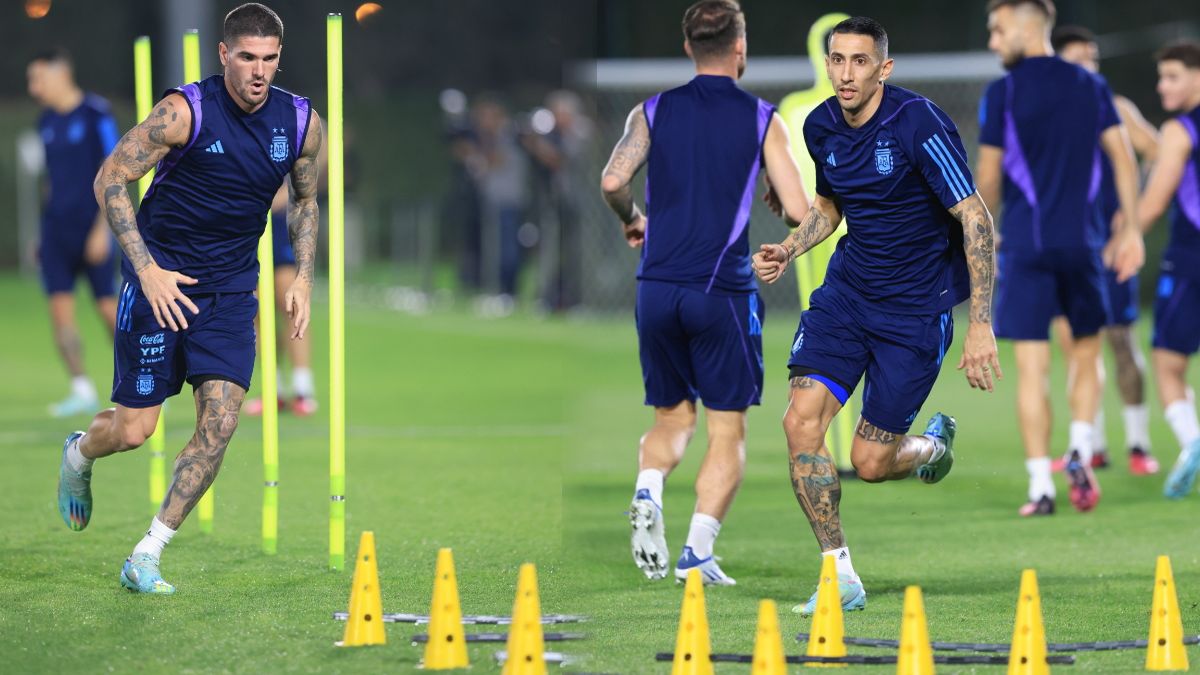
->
<box><xmin>259</xmin><ymin>214</ymin><xmax>280</xmax><ymax>554</ymax></box>
<box><xmin>327</xmin><ymin>13</ymin><xmax>346</xmax><ymax>571</ymax></box>
<box><xmin>134</xmin><ymin>36</ymin><xmax>168</xmax><ymax>516</ymax></box>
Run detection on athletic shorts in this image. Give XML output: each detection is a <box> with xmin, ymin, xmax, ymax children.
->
<box><xmin>111</xmin><ymin>280</ymin><xmax>257</xmax><ymax>408</ymax></box>
<box><xmin>787</xmin><ymin>284</ymin><xmax>953</xmax><ymax>434</ymax></box>
<box><xmin>38</xmin><ymin>231</ymin><xmax>117</xmax><ymax>298</ymax></box>
<box><xmin>994</xmin><ymin>247</ymin><xmax>1110</xmax><ymax>341</ymax></box>
<box><xmin>635</xmin><ymin>280</ymin><xmax>764</xmax><ymax>411</ymax></box>
<box><xmin>1105</xmin><ymin>270</ymin><xmax>1138</xmax><ymax>327</ymax></box>
<box><xmin>1153</xmin><ymin>273</ymin><xmax>1200</xmax><ymax>356</ymax></box>
<box><xmin>271</xmin><ymin>208</ymin><xmax>296</xmax><ymax>266</ymax></box>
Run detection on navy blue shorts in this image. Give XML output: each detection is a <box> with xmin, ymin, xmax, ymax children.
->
<box><xmin>994</xmin><ymin>248</ymin><xmax>1110</xmax><ymax>341</ymax></box>
<box><xmin>1105</xmin><ymin>270</ymin><xmax>1138</xmax><ymax>326</ymax></box>
<box><xmin>111</xmin><ymin>281</ymin><xmax>258</xmax><ymax>408</ymax></box>
<box><xmin>1153</xmin><ymin>273</ymin><xmax>1200</xmax><ymax>355</ymax></box>
<box><xmin>271</xmin><ymin>209</ymin><xmax>296</xmax><ymax>266</ymax></box>
<box><xmin>787</xmin><ymin>284</ymin><xmax>953</xmax><ymax>434</ymax></box>
<box><xmin>39</xmin><ymin>233</ymin><xmax>117</xmax><ymax>298</ymax></box>
<box><xmin>636</xmin><ymin>280</ymin><xmax>764</xmax><ymax>411</ymax></box>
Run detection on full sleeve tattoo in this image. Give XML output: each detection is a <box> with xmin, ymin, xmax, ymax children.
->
<box><xmin>600</xmin><ymin>104</ymin><xmax>650</xmax><ymax>224</ymax></box>
<box><xmin>949</xmin><ymin>194</ymin><xmax>996</xmax><ymax>323</ymax></box>
<box><xmin>287</xmin><ymin>112</ymin><xmax>323</xmax><ymax>284</ymax></box>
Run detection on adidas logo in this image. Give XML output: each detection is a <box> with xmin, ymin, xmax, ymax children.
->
<box><xmin>205</xmin><ymin>140</ymin><xmax>226</xmax><ymax>154</ymax></box>
<box><xmin>826</xmin><ymin>152</ymin><xmax>837</xmax><ymax>167</ymax></box>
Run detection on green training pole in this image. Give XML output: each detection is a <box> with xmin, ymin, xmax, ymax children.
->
<box><xmin>135</xmin><ymin>36</ymin><xmax>168</xmax><ymax>516</ymax></box>
<box><xmin>778</xmin><ymin>13</ymin><xmax>856</xmax><ymax>472</ymax></box>
<box><xmin>327</xmin><ymin>13</ymin><xmax>346</xmax><ymax>571</ymax></box>
<box><xmin>259</xmin><ymin>213</ymin><xmax>280</xmax><ymax>554</ymax></box>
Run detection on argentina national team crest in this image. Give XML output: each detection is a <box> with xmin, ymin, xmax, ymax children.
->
<box><xmin>136</xmin><ymin>372</ymin><xmax>155</xmax><ymax>396</ymax></box>
<box><xmin>270</xmin><ymin>129</ymin><xmax>289</xmax><ymax>162</ymax></box>
<box><xmin>875</xmin><ymin>141</ymin><xmax>894</xmax><ymax>175</ymax></box>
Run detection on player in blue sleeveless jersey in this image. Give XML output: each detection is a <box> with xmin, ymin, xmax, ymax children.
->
<box><xmin>55</xmin><ymin>3</ymin><xmax>323</xmax><ymax>594</ymax></box>
<box><xmin>753</xmin><ymin>16</ymin><xmax>1000</xmax><ymax>615</ymax></box>
<box><xmin>601</xmin><ymin>0</ymin><xmax>811</xmax><ymax>585</ymax></box>
<box><xmin>27</xmin><ymin>48</ymin><xmax>120</xmax><ymax>417</ymax></box>
<box><xmin>977</xmin><ymin>0</ymin><xmax>1144</xmax><ymax>516</ymax></box>
<box><xmin>1134</xmin><ymin>42</ymin><xmax>1200</xmax><ymax>499</ymax></box>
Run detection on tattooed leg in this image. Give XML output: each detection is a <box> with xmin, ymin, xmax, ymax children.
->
<box><xmin>851</xmin><ymin>418</ymin><xmax>937</xmax><ymax>482</ymax></box>
<box><xmin>157</xmin><ymin>380</ymin><xmax>245</xmax><ymax>529</ymax></box>
<box><xmin>783</xmin><ymin>376</ymin><xmax>845</xmax><ymax>551</ymax></box>
<box><xmin>1106</xmin><ymin>325</ymin><xmax>1146</xmax><ymax>406</ymax></box>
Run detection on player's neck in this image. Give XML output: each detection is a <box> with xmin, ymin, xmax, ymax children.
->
<box><xmin>222</xmin><ymin>76</ymin><xmax>268</xmax><ymax>114</ymax></box>
<box><xmin>694</xmin><ymin>61</ymin><xmax>739</xmax><ymax>80</ymax></box>
<box><xmin>1184</xmin><ymin>92</ymin><xmax>1200</xmax><ymax>113</ymax></box>
<box><xmin>50</xmin><ymin>87</ymin><xmax>83</xmax><ymax>115</ymax></box>
<box><xmin>842</xmin><ymin>85</ymin><xmax>885</xmax><ymax>129</ymax></box>
<box><xmin>1021</xmin><ymin>35</ymin><xmax>1052</xmax><ymax>59</ymax></box>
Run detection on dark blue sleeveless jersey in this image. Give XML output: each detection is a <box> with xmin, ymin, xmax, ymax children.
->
<box><xmin>1164</xmin><ymin>108</ymin><xmax>1200</xmax><ymax>280</ymax></box>
<box><xmin>127</xmin><ymin>75</ymin><xmax>311</xmax><ymax>294</ymax></box>
<box><xmin>803</xmin><ymin>85</ymin><xmax>972</xmax><ymax>315</ymax></box>
<box><xmin>979</xmin><ymin>56</ymin><xmax>1120</xmax><ymax>252</ymax></box>
<box><xmin>38</xmin><ymin>93</ymin><xmax>119</xmax><ymax>240</ymax></box>
<box><xmin>637</xmin><ymin>75</ymin><xmax>774</xmax><ymax>295</ymax></box>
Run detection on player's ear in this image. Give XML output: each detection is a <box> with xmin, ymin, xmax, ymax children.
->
<box><xmin>683</xmin><ymin>40</ymin><xmax>693</xmax><ymax>60</ymax></box>
<box><xmin>218</xmin><ymin>41</ymin><xmax>228</xmax><ymax>68</ymax></box>
<box><xmin>879</xmin><ymin>58</ymin><xmax>895</xmax><ymax>83</ymax></box>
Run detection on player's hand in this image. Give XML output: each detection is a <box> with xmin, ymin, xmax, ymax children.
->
<box><xmin>761</xmin><ymin>175</ymin><xmax>783</xmax><ymax>218</ymax></box>
<box><xmin>623</xmin><ymin>212</ymin><xmax>646</xmax><ymax>248</ymax></box>
<box><xmin>137</xmin><ymin>263</ymin><xmax>199</xmax><ymax>331</ymax></box>
<box><xmin>284</xmin><ymin>277</ymin><xmax>312</xmax><ymax>340</ymax></box>
<box><xmin>1104</xmin><ymin>228</ymin><xmax>1144</xmax><ymax>283</ymax></box>
<box><xmin>957</xmin><ymin>321</ymin><xmax>1002</xmax><ymax>392</ymax></box>
<box><xmin>84</xmin><ymin>224</ymin><xmax>112</xmax><ymax>266</ymax></box>
<box><xmin>753</xmin><ymin>243</ymin><xmax>791</xmax><ymax>284</ymax></box>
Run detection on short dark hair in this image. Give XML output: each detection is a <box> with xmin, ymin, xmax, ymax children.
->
<box><xmin>1156</xmin><ymin>41</ymin><xmax>1200</xmax><ymax>69</ymax></box>
<box><xmin>223</xmin><ymin>3</ymin><xmax>283</xmax><ymax>45</ymax></box>
<box><xmin>829</xmin><ymin>16</ymin><xmax>889</xmax><ymax>60</ymax></box>
<box><xmin>1051</xmin><ymin>25</ymin><xmax>1097</xmax><ymax>52</ymax></box>
<box><xmin>986</xmin><ymin>0</ymin><xmax>1057</xmax><ymax>23</ymax></box>
<box><xmin>29</xmin><ymin>47</ymin><xmax>72</xmax><ymax>67</ymax></box>
<box><xmin>681</xmin><ymin>0</ymin><xmax>745</xmax><ymax>61</ymax></box>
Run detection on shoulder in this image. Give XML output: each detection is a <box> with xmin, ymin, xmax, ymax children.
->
<box><xmin>269</xmin><ymin>83</ymin><xmax>311</xmax><ymax>110</ymax></box>
<box><xmin>82</xmin><ymin>93</ymin><xmax>113</xmax><ymax>116</ymax></box>
<box><xmin>1164</xmin><ymin>116</ymin><xmax>1197</xmax><ymax>148</ymax></box>
<box><xmin>882</xmin><ymin>86</ymin><xmax>954</xmax><ymax>132</ymax></box>
<box><xmin>803</xmin><ymin>99</ymin><xmax>838</xmax><ymax>136</ymax></box>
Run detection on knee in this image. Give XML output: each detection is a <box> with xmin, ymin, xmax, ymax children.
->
<box><xmin>118</xmin><ymin>424</ymin><xmax>151</xmax><ymax>451</ymax></box>
<box><xmin>852</xmin><ymin>456</ymin><xmax>890</xmax><ymax>483</ymax></box>
<box><xmin>783</xmin><ymin>410</ymin><xmax>824</xmax><ymax>450</ymax></box>
<box><xmin>655</xmin><ymin>406</ymin><xmax>697</xmax><ymax>440</ymax></box>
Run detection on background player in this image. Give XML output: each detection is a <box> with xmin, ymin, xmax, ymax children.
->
<box><xmin>27</xmin><ymin>48</ymin><xmax>120</xmax><ymax>417</ymax></box>
<box><xmin>977</xmin><ymin>0</ymin><xmax>1144</xmax><ymax>516</ymax></box>
<box><xmin>753</xmin><ymin>16</ymin><xmax>1000</xmax><ymax>615</ymax></box>
<box><xmin>1134</xmin><ymin>42</ymin><xmax>1200</xmax><ymax>498</ymax></box>
<box><xmin>55</xmin><ymin>3</ymin><xmax>322</xmax><ymax>593</ymax></box>
<box><xmin>600</xmin><ymin>0</ymin><xmax>811</xmax><ymax>585</ymax></box>
<box><xmin>1051</xmin><ymin>25</ymin><xmax>1160</xmax><ymax>475</ymax></box>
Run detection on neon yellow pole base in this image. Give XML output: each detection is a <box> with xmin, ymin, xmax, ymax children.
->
<box><xmin>148</xmin><ymin>414</ymin><xmax>166</xmax><ymax>515</ymax></box>
<box><xmin>259</xmin><ymin>213</ymin><xmax>280</xmax><ymax>555</ymax></box>
<box><xmin>327</xmin><ymin>12</ymin><xmax>347</xmax><ymax>572</ymax></box>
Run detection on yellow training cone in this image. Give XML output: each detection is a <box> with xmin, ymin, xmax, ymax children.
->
<box><xmin>1146</xmin><ymin>555</ymin><xmax>1189</xmax><ymax>671</ymax></box>
<box><xmin>897</xmin><ymin>586</ymin><xmax>935</xmax><ymax>675</ymax></box>
<box><xmin>806</xmin><ymin>554</ymin><xmax>847</xmax><ymax>667</ymax></box>
<box><xmin>1007</xmin><ymin>569</ymin><xmax>1049</xmax><ymax>675</ymax></box>
<box><xmin>673</xmin><ymin>568</ymin><xmax>714</xmax><ymax>675</ymax></box>
<box><xmin>338</xmin><ymin>531</ymin><xmax>386</xmax><ymax>647</ymax></box>
<box><xmin>502</xmin><ymin>563</ymin><xmax>547</xmax><ymax>675</ymax></box>
<box><xmin>752</xmin><ymin>599</ymin><xmax>788</xmax><ymax>675</ymax></box>
<box><xmin>423</xmin><ymin>548</ymin><xmax>469</xmax><ymax>669</ymax></box>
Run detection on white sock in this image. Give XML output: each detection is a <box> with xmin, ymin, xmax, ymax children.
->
<box><xmin>1068</xmin><ymin>421</ymin><xmax>1094</xmax><ymax>463</ymax></box>
<box><xmin>131</xmin><ymin>517</ymin><xmax>176</xmax><ymax>560</ymax></box>
<box><xmin>1165</xmin><ymin>400</ymin><xmax>1200</xmax><ymax>449</ymax></box>
<box><xmin>1026</xmin><ymin>457</ymin><xmax>1055</xmax><ymax>501</ymax></box>
<box><xmin>634</xmin><ymin>469</ymin><xmax>664</xmax><ymax>508</ymax></box>
<box><xmin>685</xmin><ymin>513</ymin><xmax>721</xmax><ymax>559</ymax></box>
<box><xmin>1093</xmin><ymin>407</ymin><xmax>1107</xmax><ymax>452</ymax></box>
<box><xmin>822</xmin><ymin>546</ymin><xmax>858</xmax><ymax>581</ymax></box>
<box><xmin>66</xmin><ymin>433</ymin><xmax>93</xmax><ymax>472</ymax></box>
<box><xmin>292</xmin><ymin>367</ymin><xmax>314</xmax><ymax>398</ymax></box>
<box><xmin>71</xmin><ymin>376</ymin><xmax>96</xmax><ymax>401</ymax></box>
<box><xmin>1123</xmin><ymin>404</ymin><xmax>1151</xmax><ymax>450</ymax></box>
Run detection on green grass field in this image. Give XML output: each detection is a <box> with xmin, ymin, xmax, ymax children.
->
<box><xmin>1</xmin><ymin>271</ymin><xmax>1198</xmax><ymax>673</ymax></box>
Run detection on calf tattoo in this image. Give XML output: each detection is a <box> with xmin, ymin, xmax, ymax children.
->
<box><xmin>158</xmin><ymin>380</ymin><xmax>245</xmax><ymax>529</ymax></box>
<box><xmin>790</xmin><ymin>450</ymin><xmax>845</xmax><ymax>551</ymax></box>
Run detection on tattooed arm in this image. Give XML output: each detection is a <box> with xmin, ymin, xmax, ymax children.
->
<box><xmin>284</xmin><ymin>110</ymin><xmax>324</xmax><ymax>340</ymax></box>
<box><xmin>751</xmin><ymin>194</ymin><xmax>841</xmax><ymax>284</ymax></box>
<box><xmin>93</xmin><ymin>94</ymin><xmax>199</xmax><ymax>331</ymax></box>
<box><xmin>949</xmin><ymin>192</ymin><xmax>1003</xmax><ymax>392</ymax></box>
<box><xmin>600</xmin><ymin>103</ymin><xmax>650</xmax><ymax>247</ymax></box>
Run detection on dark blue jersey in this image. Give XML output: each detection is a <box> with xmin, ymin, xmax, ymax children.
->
<box><xmin>1164</xmin><ymin>108</ymin><xmax>1200</xmax><ymax>280</ymax></box>
<box><xmin>979</xmin><ymin>56</ymin><xmax>1121</xmax><ymax>252</ymax></box>
<box><xmin>637</xmin><ymin>75</ymin><xmax>774</xmax><ymax>295</ymax></box>
<box><xmin>38</xmin><ymin>93</ymin><xmax>119</xmax><ymax>240</ymax></box>
<box><xmin>127</xmin><ymin>75</ymin><xmax>312</xmax><ymax>294</ymax></box>
<box><xmin>803</xmin><ymin>85</ymin><xmax>972</xmax><ymax>314</ymax></box>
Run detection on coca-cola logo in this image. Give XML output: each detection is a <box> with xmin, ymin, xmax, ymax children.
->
<box><xmin>139</xmin><ymin>333</ymin><xmax>165</xmax><ymax>346</ymax></box>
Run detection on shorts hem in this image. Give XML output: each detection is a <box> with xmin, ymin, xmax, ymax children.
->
<box><xmin>700</xmin><ymin>399</ymin><xmax>758</xmax><ymax>411</ymax></box>
<box><xmin>859</xmin><ymin>409</ymin><xmax>912</xmax><ymax>435</ymax></box>
<box><xmin>188</xmin><ymin>372</ymin><xmax>252</xmax><ymax>393</ymax></box>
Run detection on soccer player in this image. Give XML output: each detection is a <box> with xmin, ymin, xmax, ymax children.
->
<box><xmin>977</xmin><ymin>0</ymin><xmax>1144</xmax><ymax>516</ymax></box>
<box><xmin>1134</xmin><ymin>42</ymin><xmax>1200</xmax><ymax>498</ymax></box>
<box><xmin>1050</xmin><ymin>25</ymin><xmax>1160</xmax><ymax>475</ymax></box>
<box><xmin>55</xmin><ymin>3</ymin><xmax>322</xmax><ymax>593</ymax></box>
<box><xmin>600</xmin><ymin>0</ymin><xmax>811</xmax><ymax>585</ymax></box>
<box><xmin>753</xmin><ymin>16</ymin><xmax>1001</xmax><ymax>614</ymax></box>
<box><xmin>27</xmin><ymin>48</ymin><xmax>120</xmax><ymax>417</ymax></box>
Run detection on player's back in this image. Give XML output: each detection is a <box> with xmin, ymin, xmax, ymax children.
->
<box><xmin>38</xmin><ymin>94</ymin><xmax>118</xmax><ymax>234</ymax></box>
<box><xmin>980</xmin><ymin>56</ymin><xmax>1120</xmax><ymax>251</ymax></box>
<box><xmin>638</xmin><ymin>75</ymin><xmax>773</xmax><ymax>295</ymax></box>
<box><xmin>131</xmin><ymin>75</ymin><xmax>311</xmax><ymax>295</ymax></box>
<box><xmin>1164</xmin><ymin>106</ymin><xmax>1200</xmax><ymax>276</ymax></box>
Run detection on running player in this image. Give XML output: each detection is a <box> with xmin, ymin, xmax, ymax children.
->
<box><xmin>753</xmin><ymin>16</ymin><xmax>1000</xmax><ymax>614</ymax></box>
<box><xmin>1051</xmin><ymin>25</ymin><xmax>1160</xmax><ymax>476</ymax></box>
<box><xmin>55</xmin><ymin>3</ymin><xmax>322</xmax><ymax>593</ymax></box>
<box><xmin>27</xmin><ymin>48</ymin><xmax>120</xmax><ymax>417</ymax></box>
<box><xmin>1134</xmin><ymin>41</ymin><xmax>1200</xmax><ymax>498</ymax></box>
<box><xmin>978</xmin><ymin>0</ymin><xmax>1144</xmax><ymax>516</ymax></box>
<box><xmin>600</xmin><ymin>0</ymin><xmax>811</xmax><ymax>585</ymax></box>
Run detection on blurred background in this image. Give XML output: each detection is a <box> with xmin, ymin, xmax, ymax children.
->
<box><xmin>2</xmin><ymin>0</ymin><xmax>1198</xmax><ymax>317</ymax></box>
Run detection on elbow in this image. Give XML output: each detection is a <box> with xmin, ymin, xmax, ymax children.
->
<box><xmin>600</xmin><ymin>174</ymin><xmax>624</xmax><ymax>197</ymax></box>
